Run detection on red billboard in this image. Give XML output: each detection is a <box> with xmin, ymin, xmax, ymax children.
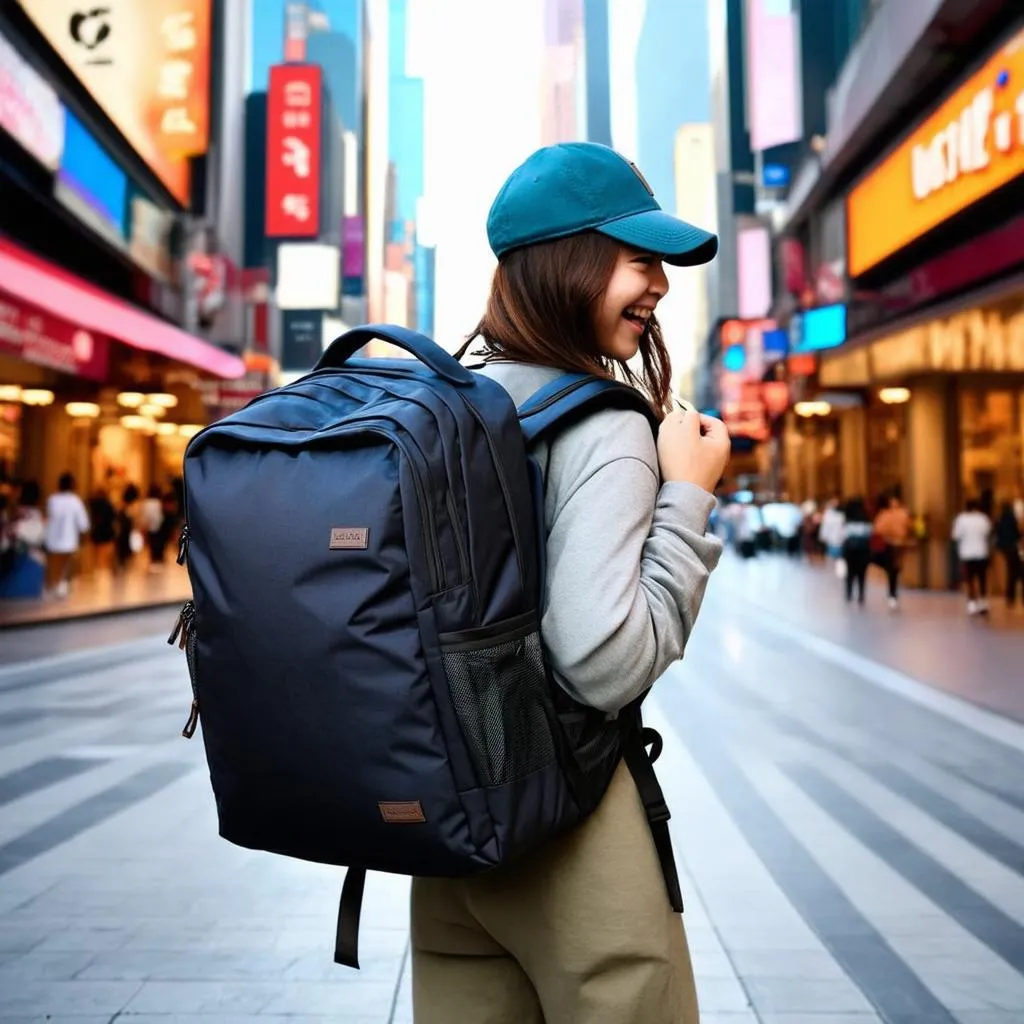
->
<box><xmin>266</xmin><ymin>64</ymin><xmax>322</xmax><ymax>238</ymax></box>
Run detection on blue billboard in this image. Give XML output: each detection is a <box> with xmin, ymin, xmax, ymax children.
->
<box><xmin>789</xmin><ymin>304</ymin><xmax>847</xmax><ymax>353</ymax></box>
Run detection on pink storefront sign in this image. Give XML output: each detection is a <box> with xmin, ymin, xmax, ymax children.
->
<box><xmin>0</xmin><ymin>292</ymin><xmax>110</xmax><ymax>381</ymax></box>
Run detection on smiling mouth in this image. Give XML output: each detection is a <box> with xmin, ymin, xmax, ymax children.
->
<box><xmin>623</xmin><ymin>305</ymin><xmax>653</xmax><ymax>333</ymax></box>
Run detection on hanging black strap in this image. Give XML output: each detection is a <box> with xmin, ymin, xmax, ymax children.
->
<box><xmin>621</xmin><ymin>721</ymin><xmax>684</xmax><ymax>913</ymax></box>
<box><xmin>333</xmin><ymin>867</ymin><xmax>366</xmax><ymax>968</ymax></box>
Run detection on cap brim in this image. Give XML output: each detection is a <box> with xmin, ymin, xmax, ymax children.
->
<box><xmin>596</xmin><ymin>210</ymin><xmax>719</xmax><ymax>266</ymax></box>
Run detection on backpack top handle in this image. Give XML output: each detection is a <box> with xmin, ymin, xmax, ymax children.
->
<box><xmin>318</xmin><ymin>323</ymin><xmax>476</xmax><ymax>387</ymax></box>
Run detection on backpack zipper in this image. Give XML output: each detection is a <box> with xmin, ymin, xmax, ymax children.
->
<box><xmin>176</xmin><ymin>522</ymin><xmax>190</xmax><ymax>566</ymax></box>
<box><xmin>445</xmin><ymin>491</ymin><xmax>470</xmax><ymax>585</ymax></box>
<box><xmin>167</xmin><ymin>601</ymin><xmax>201</xmax><ymax>738</ymax></box>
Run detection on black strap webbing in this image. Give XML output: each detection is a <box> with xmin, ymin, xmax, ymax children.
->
<box><xmin>621</xmin><ymin>724</ymin><xmax>684</xmax><ymax>913</ymax></box>
<box><xmin>334</xmin><ymin>866</ymin><xmax>366</xmax><ymax>968</ymax></box>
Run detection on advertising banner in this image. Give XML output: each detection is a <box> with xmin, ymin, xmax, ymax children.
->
<box><xmin>0</xmin><ymin>28</ymin><xmax>64</xmax><ymax>170</ymax></box>
<box><xmin>0</xmin><ymin>293</ymin><xmax>110</xmax><ymax>381</ymax></box>
<box><xmin>15</xmin><ymin>0</ymin><xmax>212</xmax><ymax>205</ymax></box>
<box><xmin>266</xmin><ymin>64</ymin><xmax>322</xmax><ymax>238</ymax></box>
<box><xmin>848</xmin><ymin>26</ymin><xmax>1024</xmax><ymax>277</ymax></box>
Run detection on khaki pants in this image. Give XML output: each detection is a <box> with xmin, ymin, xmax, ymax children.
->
<box><xmin>411</xmin><ymin>762</ymin><xmax>700</xmax><ymax>1024</ymax></box>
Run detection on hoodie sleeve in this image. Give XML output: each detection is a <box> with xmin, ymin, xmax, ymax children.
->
<box><xmin>538</xmin><ymin>410</ymin><xmax>722</xmax><ymax>713</ymax></box>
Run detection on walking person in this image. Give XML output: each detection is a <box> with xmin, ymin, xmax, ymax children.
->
<box><xmin>873</xmin><ymin>493</ymin><xmax>912</xmax><ymax>609</ymax></box>
<box><xmin>840</xmin><ymin>497</ymin><xmax>873</xmax><ymax>606</ymax></box>
<box><xmin>819</xmin><ymin>495</ymin><xmax>845</xmax><ymax>561</ymax></box>
<box><xmin>952</xmin><ymin>498</ymin><xmax>993</xmax><ymax>615</ymax></box>
<box><xmin>412</xmin><ymin>142</ymin><xmax>728</xmax><ymax>1024</ymax></box>
<box><xmin>87</xmin><ymin>487</ymin><xmax>117</xmax><ymax>574</ymax></box>
<box><xmin>995</xmin><ymin>502</ymin><xmax>1022</xmax><ymax>610</ymax></box>
<box><xmin>141</xmin><ymin>484</ymin><xmax>167</xmax><ymax>569</ymax></box>
<box><xmin>43</xmin><ymin>472</ymin><xmax>89</xmax><ymax>598</ymax></box>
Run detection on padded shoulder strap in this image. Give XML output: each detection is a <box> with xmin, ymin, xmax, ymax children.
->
<box><xmin>517</xmin><ymin>374</ymin><xmax>659</xmax><ymax>445</ymax></box>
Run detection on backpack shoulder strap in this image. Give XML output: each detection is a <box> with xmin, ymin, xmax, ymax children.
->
<box><xmin>517</xmin><ymin>373</ymin><xmax>659</xmax><ymax>445</ymax></box>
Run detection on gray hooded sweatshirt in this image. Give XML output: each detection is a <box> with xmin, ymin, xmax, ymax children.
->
<box><xmin>482</xmin><ymin>362</ymin><xmax>723</xmax><ymax>714</ymax></box>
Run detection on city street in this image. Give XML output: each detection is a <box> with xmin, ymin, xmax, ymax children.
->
<box><xmin>1</xmin><ymin>556</ymin><xmax>1023</xmax><ymax>1024</ymax></box>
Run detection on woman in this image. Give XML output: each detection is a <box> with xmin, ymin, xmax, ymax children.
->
<box><xmin>873</xmin><ymin>493</ymin><xmax>912</xmax><ymax>609</ymax></box>
<box><xmin>841</xmin><ymin>497</ymin><xmax>873</xmax><ymax>606</ymax></box>
<box><xmin>412</xmin><ymin>142</ymin><xmax>729</xmax><ymax>1023</ymax></box>
<box><xmin>994</xmin><ymin>502</ymin><xmax>1022</xmax><ymax>609</ymax></box>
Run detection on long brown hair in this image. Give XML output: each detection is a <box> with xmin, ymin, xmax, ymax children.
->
<box><xmin>458</xmin><ymin>232</ymin><xmax>673</xmax><ymax>416</ymax></box>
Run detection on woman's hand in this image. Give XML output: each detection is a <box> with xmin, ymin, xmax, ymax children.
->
<box><xmin>657</xmin><ymin>410</ymin><xmax>731</xmax><ymax>494</ymax></box>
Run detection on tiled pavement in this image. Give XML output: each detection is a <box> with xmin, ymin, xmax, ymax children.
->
<box><xmin>0</xmin><ymin>560</ymin><xmax>1023</xmax><ymax>1022</ymax></box>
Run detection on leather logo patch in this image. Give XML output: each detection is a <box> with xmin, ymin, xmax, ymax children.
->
<box><xmin>379</xmin><ymin>801</ymin><xmax>426</xmax><ymax>824</ymax></box>
<box><xmin>330</xmin><ymin>527</ymin><xmax>369</xmax><ymax>550</ymax></box>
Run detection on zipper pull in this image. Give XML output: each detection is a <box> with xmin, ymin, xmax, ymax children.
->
<box><xmin>167</xmin><ymin>601</ymin><xmax>195</xmax><ymax>648</ymax></box>
<box><xmin>167</xmin><ymin>607</ymin><xmax>185</xmax><ymax>647</ymax></box>
<box><xmin>176</xmin><ymin>523</ymin><xmax>190</xmax><ymax>566</ymax></box>
<box><xmin>182</xmin><ymin>699</ymin><xmax>200</xmax><ymax>739</ymax></box>
<box><xmin>179</xmin><ymin>602</ymin><xmax>195</xmax><ymax>651</ymax></box>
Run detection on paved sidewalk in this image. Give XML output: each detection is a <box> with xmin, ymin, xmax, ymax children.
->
<box><xmin>713</xmin><ymin>552</ymin><xmax>1024</xmax><ymax>721</ymax></box>
<box><xmin>3</xmin><ymin>574</ymin><xmax>1024</xmax><ymax>1021</ymax></box>
<box><xmin>0</xmin><ymin>566</ymin><xmax>190</xmax><ymax>629</ymax></box>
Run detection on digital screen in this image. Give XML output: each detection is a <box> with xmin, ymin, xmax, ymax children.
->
<box><xmin>58</xmin><ymin>109</ymin><xmax>128</xmax><ymax>238</ymax></box>
<box><xmin>790</xmin><ymin>304</ymin><xmax>846</xmax><ymax>353</ymax></box>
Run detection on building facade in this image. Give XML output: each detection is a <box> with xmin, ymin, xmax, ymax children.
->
<box><xmin>0</xmin><ymin>0</ymin><xmax>249</xmax><ymax>539</ymax></box>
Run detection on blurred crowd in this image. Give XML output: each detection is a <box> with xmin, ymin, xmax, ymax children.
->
<box><xmin>714</xmin><ymin>489</ymin><xmax>1024</xmax><ymax>616</ymax></box>
<box><xmin>0</xmin><ymin>471</ymin><xmax>184</xmax><ymax>601</ymax></box>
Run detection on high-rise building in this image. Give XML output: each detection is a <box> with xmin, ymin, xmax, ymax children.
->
<box><xmin>541</xmin><ymin>0</ymin><xmax>585</xmax><ymax>144</ymax></box>
<box><xmin>583</xmin><ymin>0</ymin><xmax>612</xmax><ymax>146</ymax></box>
<box><xmin>383</xmin><ymin>0</ymin><xmax>429</xmax><ymax>334</ymax></box>
<box><xmin>362</xmin><ymin>0</ymin><xmax>389</xmax><ymax>326</ymax></box>
<box><xmin>630</xmin><ymin>0</ymin><xmax>712</xmax><ymax>400</ymax></box>
<box><xmin>673</xmin><ymin>124</ymin><xmax>716</xmax><ymax>402</ymax></box>
<box><xmin>539</xmin><ymin>0</ymin><xmax>613</xmax><ymax>147</ymax></box>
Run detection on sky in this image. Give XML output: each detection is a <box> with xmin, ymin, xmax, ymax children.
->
<box><xmin>417</xmin><ymin>0</ymin><xmax>547</xmax><ymax>345</ymax></box>
<box><xmin>248</xmin><ymin>0</ymin><xmax>711</xmax><ymax>358</ymax></box>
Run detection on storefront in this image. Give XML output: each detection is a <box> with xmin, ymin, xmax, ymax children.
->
<box><xmin>820</xmin><ymin>288</ymin><xmax>1024</xmax><ymax>587</ymax></box>
<box><xmin>806</xmin><ymin>23</ymin><xmax>1024</xmax><ymax>590</ymax></box>
<box><xmin>0</xmin><ymin>235</ymin><xmax>245</xmax><ymax>500</ymax></box>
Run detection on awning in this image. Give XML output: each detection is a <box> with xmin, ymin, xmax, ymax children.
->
<box><xmin>0</xmin><ymin>236</ymin><xmax>246</xmax><ymax>380</ymax></box>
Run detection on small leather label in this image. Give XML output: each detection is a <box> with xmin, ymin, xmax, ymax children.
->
<box><xmin>330</xmin><ymin>527</ymin><xmax>369</xmax><ymax>550</ymax></box>
<box><xmin>379</xmin><ymin>800</ymin><xmax>426</xmax><ymax>824</ymax></box>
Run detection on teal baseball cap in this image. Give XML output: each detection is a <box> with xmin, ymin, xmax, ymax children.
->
<box><xmin>486</xmin><ymin>142</ymin><xmax>718</xmax><ymax>266</ymax></box>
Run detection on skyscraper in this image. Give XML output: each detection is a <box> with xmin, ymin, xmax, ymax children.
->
<box><xmin>632</xmin><ymin>0</ymin><xmax>713</xmax><ymax>399</ymax></box>
<box><xmin>583</xmin><ymin>0</ymin><xmax>612</xmax><ymax>146</ymax></box>
<box><xmin>541</xmin><ymin>0</ymin><xmax>585</xmax><ymax>144</ymax></box>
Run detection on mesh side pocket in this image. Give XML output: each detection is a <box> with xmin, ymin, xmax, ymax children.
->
<box><xmin>441</xmin><ymin>630</ymin><xmax>556</xmax><ymax>787</ymax></box>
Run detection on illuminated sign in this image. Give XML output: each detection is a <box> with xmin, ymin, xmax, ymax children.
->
<box><xmin>16</xmin><ymin>0</ymin><xmax>211</xmax><ymax>205</ymax></box>
<box><xmin>790</xmin><ymin>304</ymin><xmax>847</xmax><ymax>353</ymax></box>
<box><xmin>0</xmin><ymin>28</ymin><xmax>64</xmax><ymax>170</ymax></box>
<box><xmin>266</xmin><ymin>64</ymin><xmax>322</xmax><ymax>238</ymax></box>
<box><xmin>848</xmin><ymin>27</ymin><xmax>1024</xmax><ymax>277</ymax></box>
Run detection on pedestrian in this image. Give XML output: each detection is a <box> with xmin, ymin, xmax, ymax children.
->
<box><xmin>841</xmin><ymin>497</ymin><xmax>872</xmax><ymax>606</ymax></box>
<box><xmin>43</xmin><ymin>472</ymin><xmax>90</xmax><ymax>598</ymax></box>
<box><xmin>994</xmin><ymin>502</ymin><xmax>1022</xmax><ymax>610</ymax></box>
<box><xmin>952</xmin><ymin>498</ymin><xmax>993</xmax><ymax>616</ymax></box>
<box><xmin>819</xmin><ymin>495</ymin><xmax>845</xmax><ymax>560</ymax></box>
<box><xmin>87</xmin><ymin>487</ymin><xmax>117</xmax><ymax>574</ymax></box>
<box><xmin>115</xmin><ymin>484</ymin><xmax>142</xmax><ymax>573</ymax></box>
<box><xmin>141</xmin><ymin>484</ymin><xmax>167</xmax><ymax>569</ymax></box>
<box><xmin>873</xmin><ymin>492</ymin><xmax>912</xmax><ymax>609</ymax></box>
<box><xmin>413</xmin><ymin>142</ymin><xmax>729</xmax><ymax>1024</ymax></box>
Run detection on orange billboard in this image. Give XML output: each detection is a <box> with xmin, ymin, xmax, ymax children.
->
<box><xmin>847</xmin><ymin>27</ymin><xmax>1024</xmax><ymax>277</ymax></box>
<box><xmin>16</xmin><ymin>0</ymin><xmax>211</xmax><ymax>206</ymax></box>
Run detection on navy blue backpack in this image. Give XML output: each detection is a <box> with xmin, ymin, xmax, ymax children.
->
<box><xmin>170</xmin><ymin>324</ymin><xmax>682</xmax><ymax>966</ymax></box>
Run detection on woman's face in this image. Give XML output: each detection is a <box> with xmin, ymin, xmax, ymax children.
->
<box><xmin>593</xmin><ymin>245</ymin><xmax>669</xmax><ymax>362</ymax></box>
